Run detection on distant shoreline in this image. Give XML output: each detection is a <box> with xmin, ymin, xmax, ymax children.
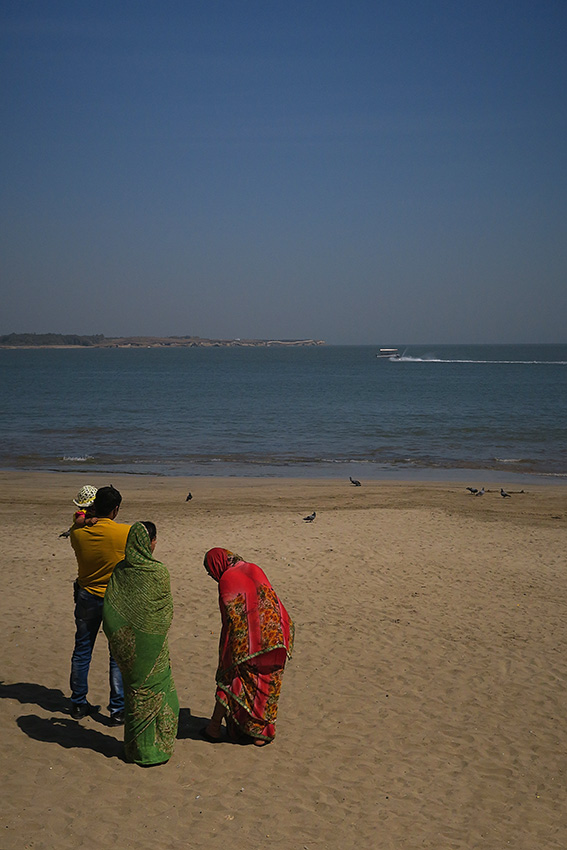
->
<box><xmin>0</xmin><ymin>335</ymin><xmax>325</xmax><ymax>349</ymax></box>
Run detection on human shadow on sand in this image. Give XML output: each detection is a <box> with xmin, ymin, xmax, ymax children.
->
<box><xmin>17</xmin><ymin>715</ymin><xmax>124</xmax><ymax>759</ymax></box>
<box><xmin>0</xmin><ymin>681</ymin><xmax>68</xmax><ymax>712</ymax></box>
<box><xmin>0</xmin><ymin>680</ymin><xmax>111</xmax><ymax>724</ymax></box>
<box><xmin>177</xmin><ymin>707</ymin><xmax>208</xmax><ymax>740</ymax></box>
<box><xmin>176</xmin><ymin>707</ymin><xmax>257</xmax><ymax>745</ymax></box>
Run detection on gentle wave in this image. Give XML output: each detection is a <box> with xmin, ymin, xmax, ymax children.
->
<box><xmin>3</xmin><ymin>450</ymin><xmax>563</xmax><ymax>475</ymax></box>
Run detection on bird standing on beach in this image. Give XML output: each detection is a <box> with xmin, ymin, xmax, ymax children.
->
<box><xmin>349</xmin><ymin>477</ymin><xmax>362</xmax><ymax>486</ymax></box>
<box><xmin>466</xmin><ymin>487</ymin><xmax>478</xmax><ymax>494</ymax></box>
<box><xmin>500</xmin><ymin>488</ymin><xmax>511</xmax><ymax>498</ymax></box>
<box><xmin>186</xmin><ymin>492</ymin><xmax>192</xmax><ymax>501</ymax></box>
<box><xmin>475</xmin><ymin>487</ymin><xmax>485</xmax><ymax>497</ymax></box>
<box><xmin>303</xmin><ymin>511</ymin><xmax>316</xmax><ymax>522</ymax></box>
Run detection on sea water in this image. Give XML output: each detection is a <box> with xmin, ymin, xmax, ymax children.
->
<box><xmin>0</xmin><ymin>344</ymin><xmax>566</xmax><ymax>482</ymax></box>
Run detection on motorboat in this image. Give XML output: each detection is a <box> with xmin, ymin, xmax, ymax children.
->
<box><xmin>376</xmin><ymin>348</ymin><xmax>401</xmax><ymax>360</ymax></box>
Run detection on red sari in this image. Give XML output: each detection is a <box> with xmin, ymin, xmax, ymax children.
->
<box><xmin>205</xmin><ymin>549</ymin><xmax>294</xmax><ymax>742</ymax></box>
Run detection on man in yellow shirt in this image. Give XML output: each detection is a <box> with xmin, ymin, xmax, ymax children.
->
<box><xmin>69</xmin><ymin>486</ymin><xmax>130</xmax><ymax>722</ymax></box>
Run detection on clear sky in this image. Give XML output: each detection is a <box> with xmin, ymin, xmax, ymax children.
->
<box><xmin>1</xmin><ymin>1</ymin><xmax>565</xmax><ymax>343</ymax></box>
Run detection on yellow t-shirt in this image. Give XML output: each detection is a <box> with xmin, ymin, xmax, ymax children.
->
<box><xmin>70</xmin><ymin>518</ymin><xmax>131</xmax><ymax>597</ymax></box>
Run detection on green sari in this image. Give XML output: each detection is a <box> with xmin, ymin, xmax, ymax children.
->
<box><xmin>103</xmin><ymin>522</ymin><xmax>179</xmax><ymax>765</ymax></box>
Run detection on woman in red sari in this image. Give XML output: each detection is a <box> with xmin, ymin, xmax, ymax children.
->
<box><xmin>202</xmin><ymin>548</ymin><xmax>294</xmax><ymax>746</ymax></box>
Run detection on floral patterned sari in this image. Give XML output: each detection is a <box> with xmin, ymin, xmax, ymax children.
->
<box><xmin>204</xmin><ymin>548</ymin><xmax>294</xmax><ymax>742</ymax></box>
<box><xmin>103</xmin><ymin>523</ymin><xmax>179</xmax><ymax>765</ymax></box>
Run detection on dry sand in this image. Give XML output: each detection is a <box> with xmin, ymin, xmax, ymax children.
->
<box><xmin>1</xmin><ymin>470</ymin><xmax>567</xmax><ymax>850</ymax></box>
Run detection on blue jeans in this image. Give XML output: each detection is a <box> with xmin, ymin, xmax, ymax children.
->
<box><xmin>70</xmin><ymin>582</ymin><xmax>124</xmax><ymax>715</ymax></box>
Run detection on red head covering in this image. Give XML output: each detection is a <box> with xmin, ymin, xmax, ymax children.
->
<box><xmin>204</xmin><ymin>548</ymin><xmax>236</xmax><ymax>582</ymax></box>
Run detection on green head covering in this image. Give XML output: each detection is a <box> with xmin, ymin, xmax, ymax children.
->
<box><xmin>106</xmin><ymin>521</ymin><xmax>173</xmax><ymax>634</ymax></box>
<box><xmin>125</xmin><ymin>522</ymin><xmax>158</xmax><ymax>570</ymax></box>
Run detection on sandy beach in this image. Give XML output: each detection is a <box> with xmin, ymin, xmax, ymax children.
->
<box><xmin>1</xmin><ymin>470</ymin><xmax>566</xmax><ymax>850</ymax></box>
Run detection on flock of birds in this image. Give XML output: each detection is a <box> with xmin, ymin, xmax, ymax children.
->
<box><xmin>466</xmin><ymin>486</ymin><xmax>525</xmax><ymax>498</ymax></box>
<box><xmin>60</xmin><ymin>477</ymin><xmax>525</xmax><ymax>540</ymax></box>
<box><xmin>183</xmin><ymin>477</ymin><xmax>520</xmax><ymax>529</ymax></box>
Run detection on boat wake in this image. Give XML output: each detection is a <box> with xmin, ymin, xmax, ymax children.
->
<box><xmin>395</xmin><ymin>356</ymin><xmax>567</xmax><ymax>365</ymax></box>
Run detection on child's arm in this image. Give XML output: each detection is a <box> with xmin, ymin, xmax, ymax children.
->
<box><xmin>83</xmin><ymin>507</ymin><xmax>98</xmax><ymax>527</ymax></box>
<box><xmin>73</xmin><ymin>510</ymin><xmax>87</xmax><ymax>528</ymax></box>
<box><xmin>59</xmin><ymin>509</ymin><xmax>94</xmax><ymax>537</ymax></box>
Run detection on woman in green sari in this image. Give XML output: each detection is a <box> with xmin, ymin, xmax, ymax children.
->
<box><xmin>103</xmin><ymin>521</ymin><xmax>179</xmax><ymax>766</ymax></box>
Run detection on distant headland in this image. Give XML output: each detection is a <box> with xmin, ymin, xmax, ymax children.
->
<box><xmin>0</xmin><ymin>333</ymin><xmax>325</xmax><ymax>349</ymax></box>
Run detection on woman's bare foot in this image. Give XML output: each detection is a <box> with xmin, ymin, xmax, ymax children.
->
<box><xmin>204</xmin><ymin>721</ymin><xmax>222</xmax><ymax>740</ymax></box>
<box><xmin>253</xmin><ymin>738</ymin><xmax>271</xmax><ymax>747</ymax></box>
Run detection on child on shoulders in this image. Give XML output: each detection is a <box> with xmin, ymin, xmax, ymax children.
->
<box><xmin>59</xmin><ymin>485</ymin><xmax>98</xmax><ymax>538</ymax></box>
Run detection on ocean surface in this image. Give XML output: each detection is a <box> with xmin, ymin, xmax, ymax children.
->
<box><xmin>1</xmin><ymin>344</ymin><xmax>566</xmax><ymax>483</ymax></box>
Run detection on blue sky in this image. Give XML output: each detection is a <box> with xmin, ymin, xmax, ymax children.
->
<box><xmin>1</xmin><ymin>1</ymin><xmax>565</xmax><ymax>343</ymax></box>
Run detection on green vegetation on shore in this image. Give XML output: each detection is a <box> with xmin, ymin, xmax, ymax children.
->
<box><xmin>0</xmin><ymin>333</ymin><xmax>324</xmax><ymax>348</ymax></box>
<box><xmin>0</xmin><ymin>333</ymin><xmax>104</xmax><ymax>346</ymax></box>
